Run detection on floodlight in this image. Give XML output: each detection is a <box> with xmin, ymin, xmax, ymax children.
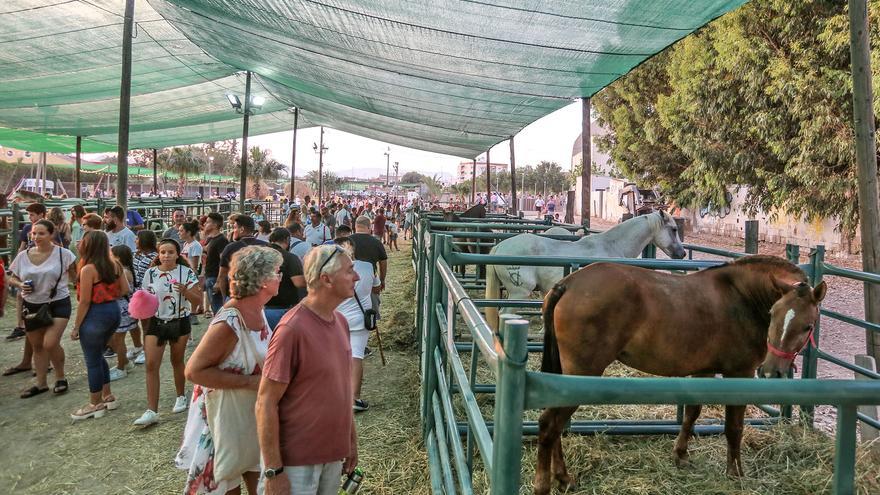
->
<box><xmin>250</xmin><ymin>95</ymin><xmax>266</xmax><ymax>109</ymax></box>
<box><xmin>226</xmin><ymin>94</ymin><xmax>242</xmax><ymax>110</ymax></box>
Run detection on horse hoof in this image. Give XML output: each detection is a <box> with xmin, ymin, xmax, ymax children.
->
<box><xmin>557</xmin><ymin>477</ymin><xmax>577</xmax><ymax>492</ymax></box>
<box><xmin>673</xmin><ymin>452</ymin><xmax>690</xmax><ymax>468</ymax></box>
<box><xmin>726</xmin><ymin>465</ymin><xmax>744</xmax><ymax>477</ymax></box>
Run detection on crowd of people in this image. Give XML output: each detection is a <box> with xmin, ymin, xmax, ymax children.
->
<box><xmin>2</xmin><ymin>194</ymin><xmax>411</xmax><ymax>494</ymax></box>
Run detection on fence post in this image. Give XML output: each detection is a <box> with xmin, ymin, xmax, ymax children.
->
<box><xmin>801</xmin><ymin>245</ymin><xmax>826</xmax><ymax>425</ymax></box>
<box><xmin>854</xmin><ymin>354</ymin><xmax>879</xmax><ymax>444</ymax></box>
<box><xmin>832</xmin><ymin>404</ymin><xmax>858</xmax><ymax>495</ymax></box>
<box><xmin>422</xmin><ymin>232</ymin><xmax>442</xmax><ymax>439</ymax></box>
<box><xmin>781</xmin><ymin>243</ymin><xmax>802</xmax><ymax>418</ymax></box>
<box><xmin>491</xmin><ymin>318</ymin><xmax>529</xmax><ymax>495</ymax></box>
<box><xmin>415</xmin><ymin>218</ymin><xmax>430</xmax><ymax>347</ymax></box>
<box><xmin>744</xmin><ymin>220</ymin><xmax>759</xmax><ymax>254</ymax></box>
<box><xmin>11</xmin><ymin>202</ymin><xmax>20</xmax><ymax>258</ymax></box>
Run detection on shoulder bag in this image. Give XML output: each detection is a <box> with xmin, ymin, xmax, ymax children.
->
<box><xmin>22</xmin><ymin>248</ymin><xmax>64</xmax><ymax>329</ymax></box>
<box><xmin>205</xmin><ymin>308</ymin><xmax>262</xmax><ymax>481</ymax></box>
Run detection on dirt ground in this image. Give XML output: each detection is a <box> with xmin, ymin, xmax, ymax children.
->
<box><xmin>0</xmin><ymin>244</ymin><xmax>426</xmax><ymax>495</ymax></box>
<box><xmin>0</xmin><ymin>224</ymin><xmax>875</xmax><ymax>494</ymax></box>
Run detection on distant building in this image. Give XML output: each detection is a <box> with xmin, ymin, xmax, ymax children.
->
<box><xmin>456</xmin><ymin>159</ymin><xmax>507</xmax><ymax>184</ymax></box>
<box><xmin>570</xmin><ymin>120</ymin><xmax>612</xmax><ymax>173</ymax></box>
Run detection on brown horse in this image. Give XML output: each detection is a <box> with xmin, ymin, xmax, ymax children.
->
<box><xmin>534</xmin><ymin>256</ymin><xmax>826</xmax><ymax>495</ymax></box>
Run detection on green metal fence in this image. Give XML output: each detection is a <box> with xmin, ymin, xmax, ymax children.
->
<box><xmin>414</xmin><ymin>219</ymin><xmax>880</xmax><ymax>494</ymax></box>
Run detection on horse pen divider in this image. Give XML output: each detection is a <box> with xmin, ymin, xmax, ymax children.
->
<box><xmin>412</xmin><ymin>214</ymin><xmax>880</xmax><ymax>494</ymax></box>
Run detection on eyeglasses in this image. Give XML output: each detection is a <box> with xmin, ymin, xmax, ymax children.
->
<box><xmin>318</xmin><ymin>246</ymin><xmax>344</xmax><ymax>275</ymax></box>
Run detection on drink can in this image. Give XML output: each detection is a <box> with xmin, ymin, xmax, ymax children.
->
<box><xmin>23</xmin><ymin>279</ymin><xmax>34</xmax><ymax>290</ymax></box>
<box><xmin>339</xmin><ymin>467</ymin><xmax>364</xmax><ymax>494</ymax></box>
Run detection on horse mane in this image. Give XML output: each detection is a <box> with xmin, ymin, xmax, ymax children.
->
<box><xmin>705</xmin><ymin>255</ymin><xmax>807</xmax><ymax>282</ymax></box>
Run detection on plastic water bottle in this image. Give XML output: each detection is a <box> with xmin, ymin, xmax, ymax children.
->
<box><xmin>339</xmin><ymin>468</ymin><xmax>364</xmax><ymax>494</ymax></box>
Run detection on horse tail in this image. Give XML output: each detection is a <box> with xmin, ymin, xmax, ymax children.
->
<box><xmin>541</xmin><ymin>282</ymin><xmax>566</xmax><ymax>374</ymax></box>
<box><xmin>484</xmin><ymin>262</ymin><xmax>501</xmax><ymax>331</ymax></box>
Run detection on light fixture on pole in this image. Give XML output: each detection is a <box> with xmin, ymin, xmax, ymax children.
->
<box><xmin>313</xmin><ymin>126</ymin><xmax>328</xmax><ymax>202</ymax></box>
<box><xmin>226</xmin><ymin>71</ymin><xmax>266</xmax><ymax>211</ymax></box>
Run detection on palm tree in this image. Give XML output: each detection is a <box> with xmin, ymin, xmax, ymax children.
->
<box><xmin>234</xmin><ymin>146</ymin><xmax>287</xmax><ymax>199</ymax></box>
<box><xmin>163</xmin><ymin>146</ymin><xmax>207</xmax><ymax>197</ymax></box>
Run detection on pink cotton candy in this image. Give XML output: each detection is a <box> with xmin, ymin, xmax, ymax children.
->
<box><xmin>129</xmin><ymin>289</ymin><xmax>159</xmax><ymax>319</ymax></box>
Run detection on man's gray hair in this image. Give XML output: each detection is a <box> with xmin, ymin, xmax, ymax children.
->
<box><xmin>229</xmin><ymin>246</ymin><xmax>283</xmax><ymax>299</ymax></box>
<box><xmin>304</xmin><ymin>244</ymin><xmax>349</xmax><ymax>290</ymax></box>
<box><xmin>355</xmin><ymin>215</ymin><xmax>371</xmax><ymax>227</ymax></box>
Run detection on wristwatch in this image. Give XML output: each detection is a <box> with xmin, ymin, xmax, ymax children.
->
<box><xmin>263</xmin><ymin>466</ymin><xmax>284</xmax><ymax>478</ymax></box>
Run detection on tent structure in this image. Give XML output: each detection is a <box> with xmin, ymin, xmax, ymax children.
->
<box><xmin>1</xmin><ymin>0</ymin><xmax>749</xmax><ymax>157</ymax></box>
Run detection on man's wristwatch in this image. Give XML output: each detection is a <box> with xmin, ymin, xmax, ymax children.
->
<box><xmin>263</xmin><ymin>466</ymin><xmax>284</xmax><ymax>478</ymax></box>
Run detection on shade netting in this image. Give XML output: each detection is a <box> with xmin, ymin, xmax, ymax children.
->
<box><xmin>0</xmin><ymin>0</ymin><xmax>748</xmax><ymax>157</ymax></box>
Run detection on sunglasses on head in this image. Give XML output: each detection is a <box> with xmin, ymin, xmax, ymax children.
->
<box><xmin>318</xmin><ymin>246</ymin><xmax>344</xmax><ymax>274</ymax></box>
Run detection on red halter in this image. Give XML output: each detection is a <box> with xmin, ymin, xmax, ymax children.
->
<box><xmin>766</xmin><ymin>326</ymin><xmax>815</xmax><ymax>363</ymax></box>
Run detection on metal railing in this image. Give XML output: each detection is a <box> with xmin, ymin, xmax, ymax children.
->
<box><xmin>415</xmin><ymin>222</ymin><xmax>880</xmax><ymax>494</ymax></box>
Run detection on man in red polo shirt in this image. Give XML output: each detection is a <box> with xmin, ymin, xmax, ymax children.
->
<box><xmin>257</xmin><ymin>245</ymin><xmax>359</xmax><ymax>495</ymax></box>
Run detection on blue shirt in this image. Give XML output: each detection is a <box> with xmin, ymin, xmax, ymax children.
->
<box><xmin>127</xmin><ymin>210</ymin><xmax>144</xmax><ymax>228</ymax></box>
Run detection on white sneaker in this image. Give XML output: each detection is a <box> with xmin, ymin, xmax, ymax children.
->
<box><xmin>108</xmin><ymin>367</ymin><xmax>127</xmax><ymax>381</ymax></box>
<box><xmin>172</xmin><ymin>395</ymin><xmax>188</xmax><ymax>413</ymax></box>
<box><xmin>134</xmin><ymin>352</ymin><xmax>146</xmax><ymax>365</ymax></box>
<box><xmin>126</xmin><ymin>347</ymin><xmax>143</xmax><ymax>360</ymax></box>
<box><xmin>133</xmin><ymin>409</ymin><xmax>159</xmax><ymax>426</ymax></box>
<box><xmin>123</xmin><ymin>361</ymin><xmax>135</xmax><ymax>372</ymax></box>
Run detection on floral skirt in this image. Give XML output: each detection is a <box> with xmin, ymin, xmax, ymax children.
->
<box><xmin>174</xmin><ymin>385</ymin><xmax>260</xmax><ymax>495</ymax></box>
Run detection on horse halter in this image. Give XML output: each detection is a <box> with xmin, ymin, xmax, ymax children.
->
<box><xmin>766</xmin><ymin>324</ymin><xmax>815</xmax><ymax>367</ymax></box>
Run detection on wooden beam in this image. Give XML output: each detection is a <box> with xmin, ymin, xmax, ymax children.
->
<box><xmin>580</xmin><ymin>97</ymin><xmax>591</xmax><ymax>228</ymax></box>
<box><xmin>116</xmin><ymin>0</ymin><xmax>135</xmax><ymax>209</ymax></box>
<box><xmin>485</xmin><ymin>149</ymin><xmax>491</xmax><ymax>206</ymax></box>
<box><xmin>849</xmin><ymin>0</ymin><xmax>880</xmax><ymax>361</ymax></box>
<box><xmin>509</xmin><ymin>136</ymin><xmax>518</xmax><ymax>215</ymax></box>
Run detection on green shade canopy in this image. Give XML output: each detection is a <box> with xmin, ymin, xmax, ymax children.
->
<box><xmin>0</xmin><ymin>0</ymin><xmax>748</xmax><ymax>157</ymax></box>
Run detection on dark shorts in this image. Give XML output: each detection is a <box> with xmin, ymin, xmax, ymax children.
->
<box><xmin>146</xmin><ymin>316</ymin><xmax>192</xmax><ymax>345</ymax></box>
<box><xmin>23</xmin><ymin>297</ymin><xmax>72</xmax><ymax>331</ymax></box>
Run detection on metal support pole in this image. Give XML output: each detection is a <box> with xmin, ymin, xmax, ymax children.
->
<box><xmin>116</xmin><ymin>0</ymin><xmax>135</xmax><ymax>209</ymax></box>
<box><xmin>238</xmin><ymin>71</ymin><xmax>252</xmax><ymax>212</ymax></box>
<box><xmin>744</xmin><ymin>220</ymin><xmax>759</xmax><ymax>254</ymax></box>
<box><xmin>491</xmin><ymin>318</ymin><xmax>528</xmax><ymax>494</ymax></box>
<box><xmin>848</xmin><ymin>0</ymin><xmax>880</xmax><ymax>362</ymax></box>
<box><xmin>509</xmin><ymin>136</ymin><xmax>518</xmax><ymax>216</ymax></box>
<box><xmin>318</xmin><ymin>126</ymin><xmax>324</xmax><ymax>202</ymax></box>
<box><xmin>290</xmin><ymin>108</ymin><xmax>298</xmax><ymax>198</ymax></box>
<box><xmin>485</xmin><ymin>149</ymin><xmax>491</xmax><ymax>207</ymax></box>
<box><xmin>75</xmin><ymin>136</ymin><xmax>82</xmax><ymax>198</ymax></box>
<box><xmin>470</xmin><ymin>159</ymin><xmax>476</xmax><ymax>205</ymax></box>
<box><xmin>802</xmin><ymin>245</ymin><xmax>826</xmax><ymax>425</ymax></box>
<box><xmin>580</xmin><ymin>97</ymin><xmax>591</xmax><ymax>228</ymax></box>
<box><xmin>832</xmin><ymin>404</ymin><xmax>858</xmax><ymax>495</ymax></box>
<box><xmin>152</xmin><ymin>148</ymin><xmax>158</xmax><ymax>194</ymax></box>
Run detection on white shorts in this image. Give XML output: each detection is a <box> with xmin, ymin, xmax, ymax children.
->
<box><xmin>350</xmin><ymin>329</ymin><xmax>369</xmax><ymax>359</ymax></box>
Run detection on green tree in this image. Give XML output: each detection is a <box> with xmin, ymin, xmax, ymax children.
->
<box><xmin>593</xmin><ymin>0</ymin><xmax>874</xmax><ymax>235</ymax></box>
<box><xmin>162</xmin><ymin>146</ymin><xmax>207</xmax><ymax>197</ymax></box>
<box><xmin>233</xmin><ymin>146</ymin><xmax>287</xmax><ymax>199</ymax></box>
<box><xmin>399</xmin><ymin>171</ymin><xmax>423</xmax><ymax>184</ymax></box>
<box><xmin>306</xmin><ymin>170</ymin><xmax>343</xmax><ymax>195</ymax></box>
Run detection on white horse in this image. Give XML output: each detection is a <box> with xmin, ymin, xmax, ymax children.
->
<box><xmin>485</xmin><ymin>210</ymin><xmax>687</xmax><ymax>329</ymax></box>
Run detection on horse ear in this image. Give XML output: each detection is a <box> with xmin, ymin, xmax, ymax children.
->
<box><xmin>813</xmin><ymin>281</ymin><xmax>827</xmax><ymax>302</ymax></box>
<box><xmin>769</xmin><ymin>274</ymin><xmax>794</xmax><ymax>296</ymax></box>
<box><xmin>658</xmin><ymin>209</ymin><xmax>667</xmax><ymax>219</ymax></box>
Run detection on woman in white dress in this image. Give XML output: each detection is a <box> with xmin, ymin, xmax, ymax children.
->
<box><xmin>175</xmin><ymin>246</ymin><xmax>283</xmax><ymax>495</ymax></box>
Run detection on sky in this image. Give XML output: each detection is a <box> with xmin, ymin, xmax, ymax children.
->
<box><xmin>245</xmin><ymin>101</ymin><xmax>586</xmax><ymax>183</ymax></box>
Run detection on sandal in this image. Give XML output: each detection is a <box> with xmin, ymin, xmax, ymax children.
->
<box><xmin>71</xmin><ymin>403</ymin><xmax>106</xmax><ymax>421</ymax></box>
<box><xmin>53</xmin><ymin>379</ymin><xmax>69</xmax><ymax>394</ymax></box>
<box><xmin>20</xmin><ymin>385</ymin><xmax>49</xmax><ymax>398</ymax></box>
<box><xmin>102</xmin><ymin>394</ymin><xmax>118</xmax><ymax>410</ymax></box>
<box><xmin>2</xmin><ymin>366</ymin><xmax>31</xmax><ymax>377</ymax></box>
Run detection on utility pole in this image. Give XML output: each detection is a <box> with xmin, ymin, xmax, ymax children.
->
<box><xmin>318</xmin><ymin>126</ymin><xmax>325</xmax><ymax>202</ymax></box>
<box><xmin>384</xmin><ymin>146</ymin><xmax>391</xmax><ymax>187</ymax></box>
<box><xmin>75</xmin><ymin>137</ymin><xmax>81</xmax><ymax>198</ymax></box>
